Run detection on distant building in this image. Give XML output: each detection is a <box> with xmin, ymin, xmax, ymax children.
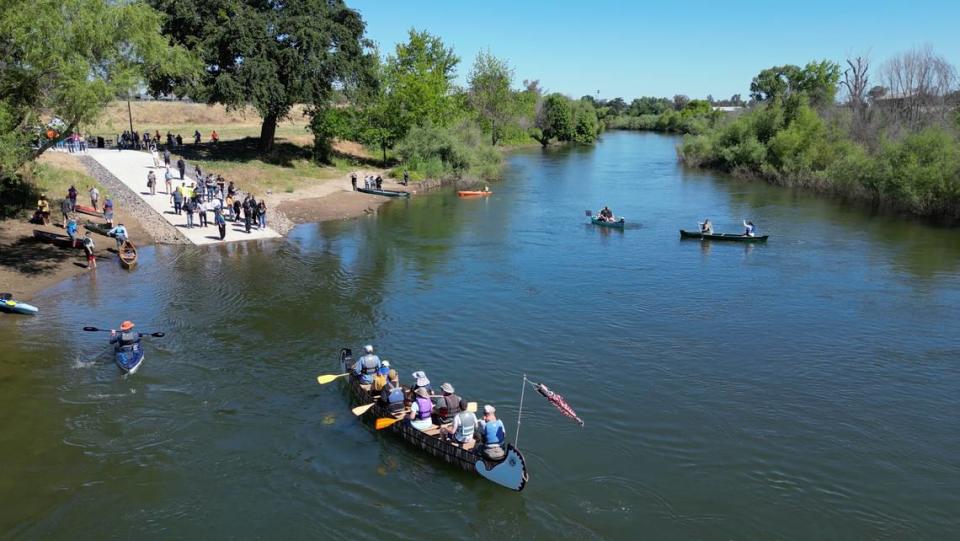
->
<box><xmin>711</xmin><ymin>106</ymin><xmax>745</xmax><ymax>112</ymax></box>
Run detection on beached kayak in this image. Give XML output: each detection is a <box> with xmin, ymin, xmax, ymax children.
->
<box><xmin>0</xmin><ymin>295</ymin><xmax>38</xmax><ymax>315</ymax></box>
<box><xmin>356</xmin><ymin>187</ymin><xmax>411</xmax><ymax>198</ymax></box>
<box><xmin>84</xmin><ymin>221</ymin><xmax>114</xmax><ymax>237</ymax></box>
<box><xmin>337</xmin><ymin>348</ymin><xmax>529</xmax><ymax>491</ymax></box>
<box><xmin>591</xmin><ymin>217</ymin><xmax>625</xmax><ymax>229</ymax></box>
<box><xmin>74</xmin><ymin>204</ymin><xmax>100</xmax><ymax>217</ymax></box>
<box><xmin>458</xmin><ymin>190</ymin><xmax>493</xmax><ymax>197</ymax></box>
<box><xmin>115</xmin><ymin>345</ymin><xmax>145</xmax><ymax>374</ymax></box>
<box><xmin>33</xmin><ymin>229</ymin><xmax>77</xmax><ymax>248</ymax></box>
<box><xmin>680</xmin><ymin>230</ymin><xmax>769</xmax><ymax>242</ymax></box>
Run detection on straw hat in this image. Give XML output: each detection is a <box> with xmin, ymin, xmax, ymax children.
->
<box><xmin>414</xmin><ymin>387</ymin><xmax>431</xmax><ymax>398</ymax></box>
<box><xmin>440</xmin><ymin>382</ymin><xmax>455</xmax><ymax>394</ymax></box>
<box><xmin>119</xmin><ymin>321</ymin><xmax>135</xmax><ymax>331</ymax></box>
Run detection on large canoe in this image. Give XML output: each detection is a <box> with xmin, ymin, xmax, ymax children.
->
<box><xmin>591</xmin><ymin>217</ymin><xmax>625</xmax><ymax>229</ymax></box>
<box><xmin>115</xmin><ymin>344</ymin><xmax>145</xmax><ymax>374</ymax></box>
<box><xmin>84</xmin><ymin>221</ymin><xmax>114</xmax><ymax>237</ymax></box>
<box><xmin>680</xmin><ymin>229</ymin><xmax>769</xmax><ymax>242</ymax></box>
<box><xmin>338</xmin><ymin>348</ymin><xmax>529</xmax><ymax>491</ymax></box>
<box><xmin>119</xmin><ymin>240</ymin><xmax>138</xmax><ymax>269</ymax></box>
<box><xmin>356</xmin><ymin>187</ymin><xmax>411</xmax><ymax>198</ymax></box>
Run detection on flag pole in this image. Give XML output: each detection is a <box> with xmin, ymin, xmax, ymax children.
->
<box><xmin>515</xmin><ymin>374</ymin><xmax>527</xmax><ymax>447</ymax></box>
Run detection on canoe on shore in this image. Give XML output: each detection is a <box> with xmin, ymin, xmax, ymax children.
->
<box><xmin>458</xmin><ymin>190</ymin><xmax>493</xmax><ymax>197</ymax></box>
<box><xmin>356</xmin><ymin>187</ymin><xmax>411</xmax><ymax>198</ymax></box>
<box><xmin>119</xmin><ymin>240</ymin><xmax>138</xmax><ymax>269</ymax></box>
<box><xmin>74</xmin><ymin>204</ymin><xmax>100</xmax><ymax>217</ymax></box>
<box><xmin>115</xmin><ymin>345</ymin><xmax>144</xmax><ymax>374</ymax></box>
<box><xmin>337</xmin><ymin>348</ymin><xmax>529</xmax><ymax>491</ymax></box>
<box><xmin>680</xmin><ymin>230</ymin><xmax>769</xmax><ymax>242</ymax></box>
<box><xmin>1</xmin><ymin>294</ymin><xmax>38</xmax><ymax>315</ymax></box>
<box><xmin>591</xmin><ymin>217</ymin><xmax>625</xmax><ymax>229</ymax></box>
<box><xmin>33</xmin><ymin>229</ymin><xmax>77</xmax><ymax>248</ymax></box>
<box><xmin>84</xmin><ymin>221</ymin><xmax>114</xmax><ymax>237</ymax></box>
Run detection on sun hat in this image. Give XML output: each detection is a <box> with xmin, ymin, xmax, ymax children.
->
<box><xmin>440</xmin><ymin>382</ymin><xmax>455</xmax><ymax>394</ymax></box>
<box><xmin>364</xmin><ymin>344</ymin><xmax>374</xmax><ymax>353</ymax></box>
<box><xmin>381</xmin><ymin>360</ymin><xmax>390</xmax><ymax>368</ymax></box>
<box><xmin>484</xmin><ymin>404</ymin><xmax>496</xmax><ymax>414</ymax></box>
<box><xmin>412</xmin><ymin>371</ymin><xmax>430</xmax><ymax>387</ymax></box>
<box><xmin>415</xmin><ymin>387</ymin><xmax>431</xmax><ymax>398</ymax></box>
<box><xmin>120</xmin><ymin>320</ymin><xmax>135</xmax><ymax>331</ymax></box>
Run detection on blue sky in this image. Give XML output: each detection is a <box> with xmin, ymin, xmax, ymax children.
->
<box><xmin>350</xmin><ymin>0</ymin><xmax>960</xmax><ymax>101</ymax></box>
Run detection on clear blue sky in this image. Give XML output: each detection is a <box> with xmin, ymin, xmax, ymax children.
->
<box><xmin>350</xmin><ymin>0</ymin><xmax>960</xmax><ymax>101</ymax></box>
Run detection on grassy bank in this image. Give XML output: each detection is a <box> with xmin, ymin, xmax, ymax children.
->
<box><xmin>1</xmin><ymin>153</ymin><xmax>113</xmax><ymax>219</ymax></box>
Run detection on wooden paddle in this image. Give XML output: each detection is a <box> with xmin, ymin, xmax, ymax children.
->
<box><xmin>352</xmin><ymin>403</ymin><xmax>376</xmax><ymax>416</ymax></box>
<box><xmin>82</xmin><ymin>326</ymin><xmax>165</xmax><ymax>337</ymax></box>
<box><xmin>316</xmin><ymin>373</ymin><xmax>351</xmax><ymax>385</ymax></box>
<box><xmin>372</xmin><ymin>401</ymin><xmax>478</xmax><ymax>426</ymax></box>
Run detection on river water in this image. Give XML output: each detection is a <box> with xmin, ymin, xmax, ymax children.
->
<box><xmin>2</xmin><ymin>131</ymin><xmax>959</xmax><ymax>539</ymax></box>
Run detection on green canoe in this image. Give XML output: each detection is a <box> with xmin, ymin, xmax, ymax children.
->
<box><xmin>680</xmin><ymin>229</ymin><xmax>768</xmax><ymax>242</ymax></box>
<box><xmin>84</xmin><ymin>221</ymin><xmax>114</xmax><ymax>237</ymax></box>
<box><xmin>591</xmin><ymin>217</ymin><xmax>625</xmax><ymax>229</ymax></box>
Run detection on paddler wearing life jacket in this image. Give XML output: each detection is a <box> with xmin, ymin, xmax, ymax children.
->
<box><xmin>447</xmin><ymin>399</ymin><xmax>477</xmax><ymax>445</ymax></box>
<box><xmin>109</xmin><ymin>320</ymin><xmax>141</xmax><ymax>351</ymax></box>
<box><xmin>435</xmin><ymin>382</ymin><xmax>462</xmax><ymax>424</ymax></box>
<box><xmin>352</xmin><ymin>344</ymin><xmax>381</xmax><ymax>385</ymax></box>
<box><xmin>478</xmin><ymin>404</ymin><xmax>507</xmax><ymax>460</ymax></box>
<box><xmin>378</xmin><ymin>369</ymin><xmax>405</xmax><ymax>413</ymax></box>
<box><xmin>408</xmin><ymin>387</ymin><xmax>434</xmax><ymax>431</ymax></box>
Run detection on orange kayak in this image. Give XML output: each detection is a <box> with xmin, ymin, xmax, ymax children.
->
<box><xmin>458</xmin><ymin>191</ymin><xmax>493</xmax><ymax>197</ymax></box>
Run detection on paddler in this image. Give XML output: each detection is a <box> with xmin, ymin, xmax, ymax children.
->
<box><xmin>700</xmin><ymin>218</ymin><xmax>713</xmax><ymax>234</ymax></box>
<box><xmin>435</xmin><ymin>382</ymin><xmax>462</xmax><ymax>424</ymax></box>
<box><xmin>109</xmin><ymin>320</ymin><xmax>141</xmax><ymax>351</ymax></box>
<box><xmin>378</xmin><ymin>369</ymin><xmax>405</xmax><ymax>413</ymax></box>
<box><xmin>446</xmin><ymin>399</ymin><xmax>477</xmax><ymax>445</ymax></box>
<box><xmin>743</xmin><ymin>220</ymin><xmax>756</xmax><ymax>237</ymax></box>
<box><xmin>478</xmin><ymin>405</ymin><xmax>507</xmax><ymax>460</ymax></box>
<box><xmin>408</xmin><ymin>387</ymin><xmax>434</xmax><ymax>431</ymax></box>
<box><xmin>410</xmin><ymin>371</ymin><xmax>432</xmax><ymax>396</ymax></box>
<box><xmin>599</xmin><ymin>206</ymin><xmax>614</xmax><ymax>222</ymax></box>
<box><xmin>352</xmin><ymin>344</ymin><xmax>381</xmax><ymax>385</ymax></box>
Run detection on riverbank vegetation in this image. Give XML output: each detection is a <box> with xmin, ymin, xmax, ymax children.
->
<box><xmin>679</xmin><ymin>47</ymin><xmax>960</xmax><ymax>220</ymax></box>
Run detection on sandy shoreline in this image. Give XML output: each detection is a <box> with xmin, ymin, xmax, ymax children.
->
<box><xmin>0</xmin><ymin>162</ymin><xmax>451</xmax><ymax>302</ymax></box>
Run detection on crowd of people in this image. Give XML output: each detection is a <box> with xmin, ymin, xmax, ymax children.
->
<box><xmin>32</xmin><ymin>184</ymin><xmax>126</xmax><ymax>270</ymax></box>
<box><xmin>350</xmin><ymin>172</ymin><xmax>385</xmax><ymax>191</ymax></box>
<box><xmin>352</xmin><ymin>345</ymin><xmax>508</xmax><ymax>461</ymax></box>
<box><xmin>117</xmin><ymin>129</ymin><xmax>219</xmax><ymax>151</ymax></box>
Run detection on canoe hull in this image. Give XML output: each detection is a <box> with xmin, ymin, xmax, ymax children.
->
<box><xmin>74</xmin><ymin>204</ymin><xmax>100</xmax><ymax>217</ymax></box>
<box><xmin>356</xmin><ymin>187</ymin><xmax>411</xmax><ymax>198</ymax></box>
<box><xmin>458</xmin><ymin>191</ymin><xmax>492</xmax><ymax>197</ymax></box>
<box><xmin>680</xmin><ymin>229</ymin><xmax>769</xmax><ymax>242</ymax></box>
<box><xmin>119</xmin><ymin>240</ymin><xmax>138</xmax><ymax>269</ymax></box>
<box><xmin>338</xmin><ymin>348</ymin><xmax>528</xmax><ymax>491</ymax></box>
<box><xmin>1</xmin><ymin>300</ymin><xmax>39</xmax><ymax>315</ymax></box>
<box><xmin>115</xmin><ymin>346</ymin><xmax>144</xmax><ymax>374</ymax></box>
<box><xmin>591</xmin><ymin>217</ymin><xmax>625</xmax><ymax>229</ymax></box>
<box><xmin>84</xmin><ymin>221</ymin><xmax>114</xmax><ymax>237</ymax></box>
<box><xmin>33</xmin><ymin>229</ymin><xmax>77</xmax><ymax>248</ymax></box>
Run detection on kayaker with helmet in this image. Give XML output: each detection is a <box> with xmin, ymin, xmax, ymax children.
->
<box><xmin>408</xmin><ymin>387</ymin><xmax>434</xmax><ymax>431</ymax></box>
<box><xmin>478</xmin><ymin>404</ymin><xmax>507</xmax><ymax>460</ymax></box>
<box><xmin>743</xmin><ymin>220</ymin><xmax>756</xmax><ymax>237</ymax></box>
<box><xmin>435</xmin><ymin>382</ymin><xmax>462</xmax><ymax>424</ymax></box>
<box><xmin>352</xmin><ymin>344</ymin><xmax>381</xmax><ymax>384</ymax></box>
<box><xmin>110</xmin><ymin>321</ymin><xmax>141</xmax><ymax>351</ymax></box>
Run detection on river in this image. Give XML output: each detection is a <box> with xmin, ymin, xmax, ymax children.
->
<box><xmin>2</xmin><ymin>131</ymin><xmax>959</xmax><ymax>539</ymax></box>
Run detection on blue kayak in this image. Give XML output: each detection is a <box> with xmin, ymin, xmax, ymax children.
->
<box><xmin>1</xmin><ymin>298</ymin><xmax>38</xmax><ymax>315</ymax></box>
<box><xmin>115</xmin><ymin>345</ymin><xmax>145</xmax><ymax>374</ymax></box>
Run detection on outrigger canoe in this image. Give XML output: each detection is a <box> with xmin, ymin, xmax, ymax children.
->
<box><xmin>680</xmin><ymin>230</ymin><xmax>769</xmax><ymax>242</ymax></box>
<box><xmin>115</xmin><ymin>344</ymin><xmax>144</xmax><ymax>374</ymax></box>
<box><xmin>118</xmin><ymin>240</ymin><xmax>138</xmax><ymax>269</ymax></box>
<box><xmin>339</xmin><ymin>348</ymin><xmax>529</xmax><ymax>491</ymax></box>
<box><xmin>1</xmin><ymin>294</ymin><xmax>38</xmax><ymax>315</ymax></box>
<box><xmin>458</xmin><ymin>190</ymin><xmax>493</xmax><ymax>197</ymax></box>
<box><xmin>591</xmin><ymin>217</ymin><xmax>625</xmax><ymax>229</ymax></box>
<box><xmin>356</xmin><ymin>187</ymin><xmax>411</xmax><ymax>198</ymax></box>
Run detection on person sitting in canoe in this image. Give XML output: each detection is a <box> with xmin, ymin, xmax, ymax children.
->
<box><xmin>478</xmin><ymin>404</ymin><xmax>507</xmax><ymax>460</ymax></box>
<box><xmin>700</xmin><ymin>219</ymin><xmax>713</xmax><ymax>234</ymax></box>
<box><xmin>110</xmin><ymin>321</ymin><xmax>141</xmax><ymax>353</ymax></box>
<box><xmin>435</xmin><ymin>382</ymin><xmax>462</xmax><ymax>424</ymax></box>
<box><xmin>598</xmin><ymin>206</ymin><xmax>614</xmax><ymax>222</ymax></box>
<box><xmin>411</xmin><ymin>370</ymin><xmax>432</xmax><ymax>396</ymax></box>
<box><xmin>378</xmin><ymin>369</ymin><xmax>405</xmax><ymax>413</ymax></box>
<box><xmin>743</xmin><ymin>220</ymin><xmax>756</xmax><ymax>237</ymax></box>
<box><xmin>352</xmin><ymin>344</ymin><xmax>381</xmax><ymax>385</ymax></box>
<box><xmin>444</xmin><ymin>399</ymin><xmax>477</xmax><ymax>445</ymax></box>
<box><xmin>409</xmin><ymin>387</ymin><xmax>434</xmax><ymax>431</ymax></box>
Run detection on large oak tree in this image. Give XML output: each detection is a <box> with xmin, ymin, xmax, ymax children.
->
<box><xmin>148</xmin><ymin>0</ymin><xmax>370</xmax><ymax>153</ymax></box>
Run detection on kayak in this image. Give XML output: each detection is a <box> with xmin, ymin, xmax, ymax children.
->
<box><xmin>338</xmin><ymin>347</ymin><xmax>529</xmax><ymax>491</ymax></box>
<box><xmin>356</xmin><ymin>187</ymin><xmax>411</xmax><ymax>198</ymax></box>
<box><xmin>119</xmin><ymin>240</ymin><xmax>138</xmax><ymax>269</ymax></box>
<box><xmin>74</xmin><ymin>204</ymin><xmax>100</xmax><ymax>217</ymax></box>
<box><xmin>458</xmin><ymin>190</ymin><xmax>493</xmax><ymax>197</ymax></box>
<box><xmin>84</xmin><ymin>221</ymin><xmax>114</xmax><ymax>237</ymax></box>
<box><xmin>115</xmin><ymin>345</ymin><xmax>145</xmax><ymax>374</ymax></box>
<box><xmin>591</xmin><ymin>217</ymin><xmax>625</xmax><ymax>229</ymax></box>
<box><xmin>0</xmin><ymin>295</ymin><xmax>38</xmax><ymax>315</ymax></box>
<box><xmin>680</xmin><ymin>229</ymin><xmax>769</xmax><ymax>242</ymax></box>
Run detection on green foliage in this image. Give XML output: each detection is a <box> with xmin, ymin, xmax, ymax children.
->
<box><xmin>468</xmin><ymin>50</ymin><xmax>515</xmax><ymax>145</ymax></box>
<box><xmin>749</xmin><ymin>60</ymin><xmax>840</xmax><ymax>107</ymax></box>
<box><xmin>0</xmin><ymin>0</ymin><xmax>195</xmax><ymax>180</ymax></box>
<box><xmin>392</xmin><ymin>122</ymin><xmax>502</xmax><ymax>180</ymax></box>
<box><xmin>384</xmin><ymin>29</ymin><xmax>461</xmax><ymax>131</ymax></box>
<box><xmin>149</xmin><ymin>0</ymin><xmax>369</xmax><ymax>152</ymax></box>
<box><xmin>537</xmin><ymin>94</ymin><xmax>574</xmax><ymax>145</ymax></box>
<box><xmin>629</xmin><ymin>97</ymin><xmax>673</xmax><ymax>115</ymax></box>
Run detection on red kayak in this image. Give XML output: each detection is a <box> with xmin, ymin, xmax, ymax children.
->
<box><xmin>74</xmin><ymin>204</ymin><xmax>100</xmax><ymax>216</ymax></box>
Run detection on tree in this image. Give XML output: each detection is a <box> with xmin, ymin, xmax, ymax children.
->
<box><xmin>880</xmin><ymin>45</ymin><xmax>958</xmax><ymax>129</ymax></box>
<box><xmin>730</xmin><ymin>94</ymin><xmax>743</xmax><ymax>106</ymax></box>
<box><xmin>750</xmin><ymin>65</ymin><xmax>802</xmax><ymax>102</ymax></box>
<box><xmin>607</xmin><ymin>97</ymin><xmax>628</xmax><ymax>116</ymax></box>
<box><xmin>750</xmin><ymin>61</ymin><xmax>840</xmax><ymax>107</ymax></box>
<box><xmin>706</xmin><ymin>94</ymin><xmax>715</xmax><ymax>104</ymax></box>
<box><xmin>535</xmin><ymin>94</ymin><xmax>573</xmax><ymax>146</ymax></box>
<box><xmin>629</xmin><ymin>97</ymin><xmax>672</xmax><ymax>115</ymax></box>
<box><xmin>673</xmin><ymin>94</ymin><xmax>690</xmax><ymax>111</ymax></box>
<box><xmin>468</xmin><ymin>50</ymin><xmax>515</xmax><ymax>145</ymax></box>
<box><xmin>0</xmin><ymin>0</ymin><xmax>195</xmax><ymax>181</ymax></box>
<box><xmin>381</xmin><ymin>29</ymin><xmax>461</xmax><ymax>133</ymax></box>
<box><xmin>149</xmin><ymin>0</ymin><xmax>370</xmax><ymax>153</ymax></box>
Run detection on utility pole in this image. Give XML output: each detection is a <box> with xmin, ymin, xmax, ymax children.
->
<box><xmin>127</xmin><ymin>93</ymin><xmax>134</xmax><ymax>136</ymax></box>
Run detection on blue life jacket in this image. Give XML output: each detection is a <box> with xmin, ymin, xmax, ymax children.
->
<box><xmin>483</xmin><ymin>419</ymin><xmax>505</xmax><ymax>446</ymax></box>
<box><xmin>415</xmin><ymin>397</ymin><xmax>433</xmax><ymax>420</ymax></box>
<box><xmin>386</xmin><ymin>385</ymin><xmax>404</xmax><ymax>404</ymax></box>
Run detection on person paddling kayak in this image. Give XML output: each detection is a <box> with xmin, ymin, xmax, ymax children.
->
<box><xmin>110</xmin><ymin>320</ymin><xmax>141</xmax><ymax>351</ymax></box>
<box><xmin>598</xmin><ymin>206</ymin><xmax>615</xmax><ymax>223</ymax></box>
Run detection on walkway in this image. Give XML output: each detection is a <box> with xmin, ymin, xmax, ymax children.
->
<box><xmin>87</xmin><ymin>149</ymin><xmax>281</xmax><ymax>245</ymax></box>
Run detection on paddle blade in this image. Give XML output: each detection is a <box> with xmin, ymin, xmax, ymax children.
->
<box><xmin>584</xmin><ymin>210</ymin><xmax>593</xmax><ymax>217</ymax></box>
<box><xmin>352</xmin><ymin>403</ymin><xmax>375</xmax><ymax>416</ymax></box>
<box><xmin>375</xmin><ymin>417</ymin><xmax>401</xmax><ymax>430</ymax></box>
<box><xmin>82</xmin><ymin>326</ymin><xmax>100</xmax><ymax>332</ymax></box>
<box><xmin>317</xmin><ymin>373</ymin><xmax>347</xmax><ymax>385</ymax></box>
<box><xmin>150</xmin><ymin>332</ymin><xmax>165</xmax><ymax>338</ymax></box>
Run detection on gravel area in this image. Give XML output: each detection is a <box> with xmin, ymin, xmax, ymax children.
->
<box><xmin>78</xmin><ymin>155</ymin><xmax>190</xmax><ymax>244</ymax></box>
